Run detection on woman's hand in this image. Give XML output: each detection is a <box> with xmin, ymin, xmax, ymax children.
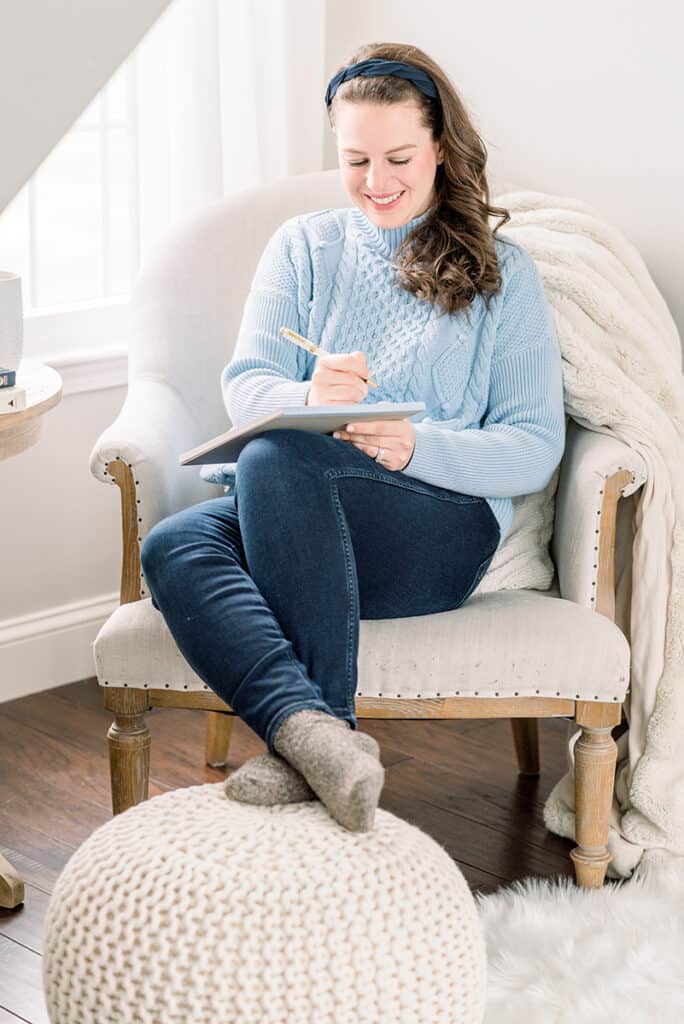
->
<box><xmin>305</xmin><ymin>350</ymin><xmax>416</xmax><ymax>469</ymax></box>
<box><xmin>333</xmin><ymin>419</ymin><xmax>416</xmax><ymax>472</ymax></box>
<box><xmin>306</xmin><ymin>350</ymin><xmax>370</xmax><ymax>406</ymax></box>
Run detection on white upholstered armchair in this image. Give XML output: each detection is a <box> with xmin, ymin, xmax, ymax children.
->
<box><xmin>89</xmin><ymin>168</ymin><xmax>647</xmax><ymax>889</ymax></box>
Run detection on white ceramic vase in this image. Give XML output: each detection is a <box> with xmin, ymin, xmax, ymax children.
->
<box><xmin>0</xmin><ymin>271</ymin><xmax>24</xmax><ymax>372</ymax></box>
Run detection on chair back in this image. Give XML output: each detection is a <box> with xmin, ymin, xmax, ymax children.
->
<box><xmin>129</xmin><ymin>170</ymin><xmax>350</xmax><ymax>444</ymax></box>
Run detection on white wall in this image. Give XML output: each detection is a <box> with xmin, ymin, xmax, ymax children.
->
<box><xmin>323</xmin><ymin>0</ymin><xmax>684</xmax><ymax>340</ymax></box>
<box><xmin>2</xmin><ymin>0</ymin><xmax>683</xmax><ymax>703</ymax></box>
<box><xmin>0</xmin><ymin>378</ymin><xmax>127</xmax><ymax>701</ymax></box>
<box><xmin>1</xmin><ymin>0</ymin><xmax>169</xmax><ymax>702</ymax></box>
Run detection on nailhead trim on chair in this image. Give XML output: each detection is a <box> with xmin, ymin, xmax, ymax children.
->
<box><xmin>98</xmin><ymin>684</ymin><xmax>626</xmax><ymax>700</ymax></box>
<box><xmin>98</xmin><ymin>465</ymin><xmax>629</xmax><ymax>704</ymax></box>
<box><xmin>589</xmin><ymin>469</ymin><xmax>626</xmax><ymax>607</ymax></box>
<box><xmin>104</xmin><ymin>457</ymin><xmax>148</xmax><ymax>598</ymax></box>
<box><xmin>362</xmin><ymin>471</ymin><xmax>631</xmax><ymax>702</ymax></box>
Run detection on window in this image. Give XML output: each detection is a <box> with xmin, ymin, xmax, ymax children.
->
<box><xmin>0</xmin><ymin>0</ymin><xmax>328</xmax><ymax>366</ymax></box>
<box><xmin>0</xmin><ymin>58</ymin><xmax>138</xmax><ymax>361</ymax></box>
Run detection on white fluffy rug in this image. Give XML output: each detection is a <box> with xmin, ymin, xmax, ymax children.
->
<box><xmin>476</xmin><ymin>859</ymin><xmax>684</xmax><ymax>1022</ymax></box>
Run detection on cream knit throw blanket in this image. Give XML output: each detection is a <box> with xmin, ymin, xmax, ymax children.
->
<box><xmin>491</xmin><ymin>190</ymin><xmax>683</xmax><ymax>878</ymax></box>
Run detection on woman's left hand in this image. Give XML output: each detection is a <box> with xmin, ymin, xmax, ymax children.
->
<box><xmin>332</xmin><ymin>418</ymin><xmax>416</xmax><ymax>471</ymax></box>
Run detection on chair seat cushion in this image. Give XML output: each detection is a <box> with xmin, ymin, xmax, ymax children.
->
<box><xmin>94</xmin><ymin>585</ymin><xmax>630</xmax><ymax>704</ymax></box>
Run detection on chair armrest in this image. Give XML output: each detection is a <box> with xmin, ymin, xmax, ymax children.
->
<box><xmin>552</xmin><ymin>418</ymin><xmax>647</xmax><ymax>617</ymax></box>
<box><xmin>89</xmin><ymin>377</ymin><xmax>225</xmax><ymax>603</ymax></box>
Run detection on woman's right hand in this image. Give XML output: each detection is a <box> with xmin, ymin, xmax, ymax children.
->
<box><xmin>305</xmin><ymin>350</ymin><xmax>370</xmax><ymax>406</ymax></box>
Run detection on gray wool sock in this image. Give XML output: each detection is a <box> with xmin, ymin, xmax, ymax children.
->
<box><xmin>225</xmin><ymin>751</ymin><xmax>314</xmax><ymax>805</ymax></box>
<box><xmin>272</xmin><ymin>709</ymin><xmax>385</xmax><ymax>831</ymax></box>
<box><xmin>225</xmin><ymin>727</ymin><xmax>380</xmax><ymax>807</ymax></box>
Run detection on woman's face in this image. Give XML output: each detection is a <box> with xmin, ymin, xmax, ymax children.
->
<box><xmin>334</xmin><ymin>99</ymin><xmax>443</xmax><ymax>227</ymax></box>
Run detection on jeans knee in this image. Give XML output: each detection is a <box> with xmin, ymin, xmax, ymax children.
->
<box><xmin>236</xmin><ymin>433</ymin><xmax>288</xmax><ymax>496</ymax></box>
<box><xmin>238</xmin><ymin>431</ymin><xmax>285</xmax><ymax>470</ymax></box>
<box><xmin>140</xmin><ymin>520</ymin><xmax>172</xmax><ymax>580</ymax></box>
<box><xmin>238</xmin><ymin>430</ymin><xmax>327</xmax><ymax>492</ymax></box>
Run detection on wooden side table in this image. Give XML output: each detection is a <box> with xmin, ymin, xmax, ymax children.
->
<box><xmin>0</xmin><ymin>358</ymin><xmax>63</xmax><ymax>460</ymax></box>
<box><xmin>0</xmin><ymin>358</ymin><xmax>63</xmax><ymax>908</ymax></box>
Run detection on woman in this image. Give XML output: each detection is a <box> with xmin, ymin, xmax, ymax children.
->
<box><xmin>141</xmin><ymin>42</ymin><xmax>566</xmax><ymax>834</ymax></box>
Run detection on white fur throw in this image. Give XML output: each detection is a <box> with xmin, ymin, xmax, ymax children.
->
<box><xmin>477</xmin><ymin>853</ymin><xmax>684</xmax><ymax>1019</ymax></box>
<box><xmin>494</xmin><ymin>190</ymin><xmax>684</xmax><ymax>878</ymax></box>
<box><xmin>43</xmin><ymin>783</ymin><xmax>487</xmax><ymax>1024</ymax></box>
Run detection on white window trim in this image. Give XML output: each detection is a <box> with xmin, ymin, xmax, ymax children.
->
<box><xmin>23</xmin><ymin>297</ymin><xmax>129</xmax><ymax>395</ymax></box>
<box><xmin>23</xmin><ymin>296</ymin><xmax>129</xmax><ymax>361</ymax></box>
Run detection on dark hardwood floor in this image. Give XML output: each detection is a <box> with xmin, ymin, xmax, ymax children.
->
<box><xmin>0</xmin><ymin>677</ymin><xmax>581</xmax><ymax>1022</ymax></box>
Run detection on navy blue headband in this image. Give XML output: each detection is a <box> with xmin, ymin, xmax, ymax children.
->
<box><xmin>325</xmin><ymin>58</ymin><xmax>440</xmax><ymax>108</ymax></box>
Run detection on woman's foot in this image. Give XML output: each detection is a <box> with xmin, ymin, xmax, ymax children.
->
<box><xmin>272</xmin><ymin>709</ymin><xmax>385</xmax><ymax>832</ymax></box>
<box><xmin>225</xmin><ymin>725</ymin><xmax>380</xmax><ymax>806</ymax></box>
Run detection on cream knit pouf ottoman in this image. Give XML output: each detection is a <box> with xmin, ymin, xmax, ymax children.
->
<box><xmin>43</xmin><ymin>782</ymin><xmax>487</xmax><ymax>1024</ymax></box>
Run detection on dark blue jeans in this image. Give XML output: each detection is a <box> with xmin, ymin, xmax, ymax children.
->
<box><xmin>140</xmin><ymin>429</ymin><xmax>500</xmax><ymax>755</ymax></box>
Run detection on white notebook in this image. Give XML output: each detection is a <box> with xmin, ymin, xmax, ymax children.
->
<box><xmin>180</xmin><ymin>401</ymin><xmax>426</xmax><ymax>466</ymax></box>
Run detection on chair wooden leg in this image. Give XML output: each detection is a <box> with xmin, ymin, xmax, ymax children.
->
<box><xmin>570</xmin><ymin>702</ymin><xmax>619</xmax><ymax>888</ymax></box>
<box><xmin>205</xmin><ymin>711</ymin><xmax>234</xmax><ymax>767</ymax></box>
<box><xmin>104</xmin><ymin>687</ymin><xmax>151</xmax><ymax>815</ymax></box>
<box><xmin>510</xmin><ymin>718</ymin><xmax>540</xmax><ymax>775</ymax></box>
<box><xmin>0</xmin><ymin>853</ymin><xmax>24</xmax><ymax>909</ymax></box>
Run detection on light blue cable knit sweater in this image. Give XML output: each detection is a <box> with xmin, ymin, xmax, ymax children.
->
<box><xmin>215</xmin><ymin>204</ymin><xmax>566</xmax><ymax>544</ymax></box>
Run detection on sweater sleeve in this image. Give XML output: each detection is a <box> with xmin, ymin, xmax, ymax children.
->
<box><xmin>221</xmin><ymin>221</ymin><xmax>312</xmax><ymax>427</ymax></box>
<box><xmin>401</xmin><ymin>248</ymin><xmax>566</xmax><ymax>498</ymax></box>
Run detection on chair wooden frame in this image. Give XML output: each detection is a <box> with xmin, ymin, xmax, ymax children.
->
<box><xmin>104</xmin><ymin>456</ymin><xmax>635</xmax><ymax>889</ymax></box>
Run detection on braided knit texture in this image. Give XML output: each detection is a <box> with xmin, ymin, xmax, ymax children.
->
<box><xmin>43</xmin><ymin>783</ymin><xmax>487</xmax><ymax>1024</ymax></box>
<box><xmin>220</xmin><ymin>205</ymin><xmax>566</xmax><ymax>550</ymax></box>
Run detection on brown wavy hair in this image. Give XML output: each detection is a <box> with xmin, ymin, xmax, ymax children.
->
<box><xmin>326</xmin><ymin>42</ymin><xmax>511</xmax><ymax>318</ymax></box>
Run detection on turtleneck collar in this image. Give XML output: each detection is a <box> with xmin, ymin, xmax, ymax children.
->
<box><xmin>349</xmin><ymin>204</ymin><xmax>434</xmax><ymax>258</ymax></box>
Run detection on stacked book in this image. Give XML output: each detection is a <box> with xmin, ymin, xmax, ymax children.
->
<box><xmin>0</xmin><ymin>368</ymin><xmax>26</xmax><ymax>413</ymax></box>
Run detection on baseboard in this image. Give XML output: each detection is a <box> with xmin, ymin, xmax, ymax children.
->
<box><xmin>0</xmin><ymin>591</ymin><xmax>119</xmax><ymax>703</ymax></box>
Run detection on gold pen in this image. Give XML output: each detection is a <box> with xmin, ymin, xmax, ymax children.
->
<box><xmin>279</xmin><ymin>326</ymin><xmax>378</xmax><ymax>388</ymax></box>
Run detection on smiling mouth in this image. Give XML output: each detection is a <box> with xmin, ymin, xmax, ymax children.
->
<box><xmin>366</xmin><ymin>191</ymin><xmax>405</xmax><ymax>206</ymax></box>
